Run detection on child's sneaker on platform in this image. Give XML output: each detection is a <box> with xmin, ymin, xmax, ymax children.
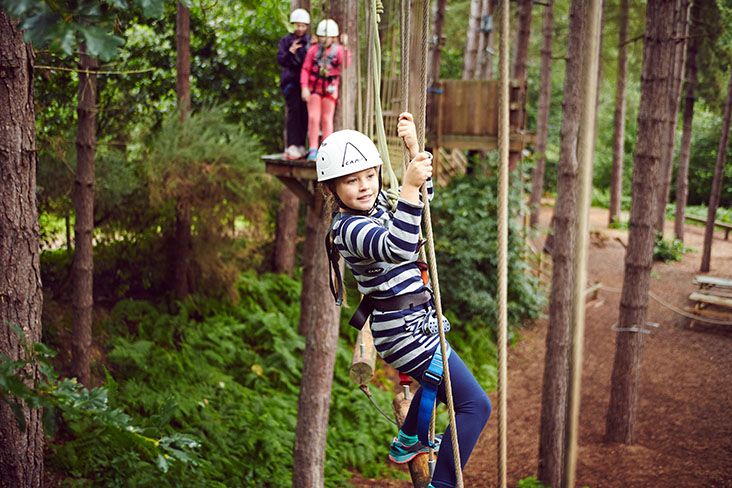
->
<box><xmin>306</xmin><ymin>148</ymin><xmax>318</xmax><ymax>161</ymax></box>
<box><xmin>284</xmin><ymin>145</ymin><xmax>301</xmax><ymax>160</ymax></box>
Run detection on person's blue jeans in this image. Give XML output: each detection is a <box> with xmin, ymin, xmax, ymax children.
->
<box><xmin>401</xmin><ymin>351</ymin><xmax>492</xmax><ymax>488</ymax></box>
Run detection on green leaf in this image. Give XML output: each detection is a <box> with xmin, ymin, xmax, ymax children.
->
<box><xmin>155</xmin><ymin>453</ymin><xmax>169</xmax><ymax>473</ymax></box>
<box><xmin>134</xmin><ymin>0</ymin><xmax>165</xmax><ymax>18</ymax></box>
<box><xmin>8</xmin><ymin>400</ymin><xmax>27</xmax><ymax>432</ymax></box>
<box><xmin>78</xmin><ymin>25</ymin><xmax>125</xmax><ymax>62</ymax></box>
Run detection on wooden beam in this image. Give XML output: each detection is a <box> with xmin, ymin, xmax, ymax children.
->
<box><xmin>349</xmin><ymin>321</ymin><xmax>376</xmax><ymax>385</ymax></box>
<box><xmin>277</xmin><ymin>176</ymin><xmax>313</xmax><ymax>206</ymax></box>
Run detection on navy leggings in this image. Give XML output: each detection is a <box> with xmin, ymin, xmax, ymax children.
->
<box><xmin>401</xmin><ymin>351</ymin><xmax>492</xmax><ymax>488</ymax></box>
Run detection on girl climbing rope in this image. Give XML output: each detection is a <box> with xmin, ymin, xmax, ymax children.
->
<box><xmin>301</xmin><ymin>18</ymin><xmax>348</xmax><ymax>161</ymax></box>
<box><xmin>317</xmin><ymin>113</ymin><xmax>492</xmax><ymax>488</ymax></box>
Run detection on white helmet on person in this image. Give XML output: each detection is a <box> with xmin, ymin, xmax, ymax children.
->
<box><xmin>316</xmin><ymin>19</ymin><xmax>339</xmax><ymax>37</ymax></box>
<box><xmin>290</xmin><ymin>8</ymin><xmax>310</xmax><ymax>24</ymax></box>
<box><xmin>316</xmin><ymin>130</ymin><xmax>382</xmax><ymax>182</ymax></box>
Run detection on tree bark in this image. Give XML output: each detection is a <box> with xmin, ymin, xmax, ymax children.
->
<box><xmin>475</xmin><ymin>0</ymin><xmax>494</xmax><ymax>80</ymax></box>
<box><xmin>173</xmin><ymin>1</ymin><xmax>192</xmax><ymax>300</ymax></box>
<box><xmin>71</xmin><ymin>47</ymin><xmax>98</xmax><ymax>386</ymax></box>
<box><xmin>509</xmin><ymin>0</ymin><xmax>533</xmax><ymax>171</ymax></box>
<box><xmin>331</xmin><ymin>0</ymin><xmax>357</xmax><ymax>131</ymax></box>
<box><xmin>537</xmin><ymin>2</ymin><xmax>586</xmax><ymax>486</ymax></box>
<box><xmin>654</xmin><ymin>0</ymin><xmax>690</xmax><ymax>234</ymax></box>
<box><xmin>608</xmin><ymin>0</ymin><xmax>629</xmax><ymax>226</ymax></box>
<box><xmin>430</xmin><ymin>0</ymin><xmax>448</xmax><ymax>86</ymax></box>
<box><xmin>700</xmin><ymin>67</ymin><xmax>732</xmax><ymax>272</ymax></box>
<box><xmin>529</xmin><ymin>1</ymin><xmax>554</xmax><ymax>228</ymax></box>
<box><xmin>292</xmin><ymin>191</ymin><xmax>341</xmax><ymax>488</ymax></box>
<box><xmin>462</xmin><ymin>0</ymin><xmax>482</xmax><ymax>80</ymax></box>
<box><xmin>292</xmin><ymin>1</ymin><xmax>354</xmax><ymax>485</ymax></box>
<box><xmin>272</xmin><ymin>188</ymin><xmax>300</xmax><ymax>275</ymax></box>
<box><xmin>674</xmin><ymin>0</ymin><xmax>700</xmax><ymax>242</ymax></box>
<box><xmin>0</xmin><ymin>12</ymin><xmax>44</xmax><ymax>487</ymax></box>
<box><xmin>605</xmin><ymin>0</ymin><xmax>678</xmax><ymax>444</ymax></box>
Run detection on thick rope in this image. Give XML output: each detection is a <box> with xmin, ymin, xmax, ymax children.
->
<box><xmin>401</xmin><ymin>0</ymin><xmax>412</xmax><ymax>172</ymax></box>
<box><xmin>370</xmin><ymin>0</ymin><xmax>400</xmax><ymax>204</ymax></box>
<box><xmin>565</xmin><ymin>1</ymin><xmax>602</xmax><ymax>486</ymax></box>
<box><xmin>407</xmin><ymin>1</ymin><xmax>463</xmax><ymax>485</ymax></box>
<box><xmin>496</xmin><ymin>1</ymin><xmax>510</xmax><ymax>486</ymax></box>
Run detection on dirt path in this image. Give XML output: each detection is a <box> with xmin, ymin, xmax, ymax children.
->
<box><xmin>352</xmin><ymin>207</ymin><xmax>732</xmax><ymax>487</ymax></box>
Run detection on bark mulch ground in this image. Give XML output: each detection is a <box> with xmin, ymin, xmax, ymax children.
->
<box><xmin>351</xmin><ymin>206</ymin><xmax>732</xmax><ymax>487</ymax></box>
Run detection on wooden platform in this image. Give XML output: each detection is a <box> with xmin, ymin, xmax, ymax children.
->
<box><xmin>262</xmin><ymin>154</ymin><xmax>316</xmax><ymax>204</ymax></box>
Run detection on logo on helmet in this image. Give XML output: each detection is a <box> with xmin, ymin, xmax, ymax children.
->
<box><xmin>341</xmin><ymin>142</ymin><xmax>368</xmax><ymax>168</ymax></box>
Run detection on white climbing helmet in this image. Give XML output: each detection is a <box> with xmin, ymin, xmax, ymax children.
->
<box><xmin>290</xmin><ymin>8</ymin><xmax>310</xmax><ymax>24</ymax></box>
<box><xmin>316</xmin><ymin>19</ymin><xmax>339</xmax><ymax>37</ymax></box>
<box><xmin>316</xmin><ymin>130</ymin><xmax>383</xmax><ymax>182</ymax></box>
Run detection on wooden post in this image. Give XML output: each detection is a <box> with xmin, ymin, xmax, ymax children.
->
<box><xmin>393</xmin><ymin>392</ymin><xmax>432</xmax><ymax>488</ymax></box>
<box><xmin>349</xmin><ymin>320</ymin><xmax>376</xmax><ymax>385</ymax></box>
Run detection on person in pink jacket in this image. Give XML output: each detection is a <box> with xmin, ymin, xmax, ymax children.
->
<box><xmin>300</xmin><ymin>19</ymin><xmax>348</xmax><ymax>161</ymax></box>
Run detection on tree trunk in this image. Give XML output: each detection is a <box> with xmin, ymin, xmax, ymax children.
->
<box><xmin>272</xmin><ymin>188</ymin><xmax>300</xmax><ymax>275</ymax></box>
<box><xmin>700</xmin><ymin>67</ymin><xmax>732</xmax><ymax>272</ymax></box>
<box><xmin>173</xmin><ymin>1</ymin><xmax>192</xmax><ymax>300</ymax></box>
<box><xmin>608</xmin><ymin>0</ymin><xmax>629</xmax><ymax>226</ymax></box>
<box><xmin>475</xmin><ymin>0</ymin><xmax>494</xmax><ymax>80</ymax></box>
<box><xmin>529</xmin><ymin>1</ymin><xmax>554</xmax><ymax>228</ymax></box>
<box><xmin>674</xmin><ymin>0</ymin><xmax>700</xmax><ymax>242</ymax></box>
<box><xmin>509</xmin><ymin>0</ymin><xmax>532</xmax><ymax>171</ymax></box>
<box><xmin>292</xmin><ymin>191</ymin><xmax>341</xmax><ymax>488</ymax></box>
<box><xmin>430</xmin><ymin>0</ymin><xmax>448</xmax><ymax>86</ymax></box>
<box><xmin>331</xmin><ymin>0</ymin><xmax>357</xmax><ymax>131</ymax></box>
<box><xmin>176</xmin><ymin>2</ymin><xmax>191</xmax><ymax>118</ymax></box>
<box><xmin>537</xmin><ymin>2</ymin><xmax>586</xmax><ymax>486</ymax></box>
<box><xmin>0</xmin><ymin>12</ymin><xmax>44</xmax><ymax>487</ymax></box>
<box><xmin>292</xmin><ymin>2</ymin><xmax>354</xmax><ymax>485</ymax></box>
<box><xmin>605</xmin><ymin>0</ymin><xmax>678</xmax><ymax>444</ymax></box>
<box><xmin>654</xmin><ymin>0</ymin><xmax>690</xmax><ymax>234</ymax></box>
<box><xmin>462</xmin><ymin>0</ymin><xmax>482</xmax><ymax>80</ymax></box>
<box><xmin>71</xmin><ymin>47</ymin><xmax>98</xmax><ymax>386</ymax></box>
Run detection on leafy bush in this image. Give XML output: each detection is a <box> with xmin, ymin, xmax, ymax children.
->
<box><xmin>517</xmin><ymin>476</ymin><xmax>549</xmax><ymax>488</ymax></box>
<box><xmin>591</xmin><ymin>187</ymin><xmax>632</xmax><ymax>212</ymax></box>
<box><xmin>46</xmin><ymin>272</ymin><xmax>396</xmax><ymax>486</ymax></box>
<box><xmin>430</xmin><ymin>171</ymin><xmax>546</xmax><ymax>388</ymax></box>
<box><xmin>0</xmin><ymin>326</ymin><xmax>199</xmax><ymax>486</ymax></box>
<box><xmin>653</xmin><ymin>235</ymin><xmax>687</xmax><ymax>262</ymax></box>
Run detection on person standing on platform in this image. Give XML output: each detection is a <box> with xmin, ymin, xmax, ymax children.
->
<box><xmin>277</xmin><ymin>8</ymin><xmax>311</xmax><ymax>160</ymax></box>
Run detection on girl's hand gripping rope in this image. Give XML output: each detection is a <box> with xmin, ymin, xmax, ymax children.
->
<box><xmin>401</xmin><ymin>152</ymin><xmax>433</xmax><ymax>205</ymax></box>
<box><xmin>397</xmin><ymin>112</ymin><xmax>420</xmax><ymax>159</ymax></box>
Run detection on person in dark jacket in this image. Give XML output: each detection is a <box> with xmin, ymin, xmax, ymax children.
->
<box><xmin>277</xmin><ymin>8</ymin><xmax>311</xmax><ymax>160</ymax></box>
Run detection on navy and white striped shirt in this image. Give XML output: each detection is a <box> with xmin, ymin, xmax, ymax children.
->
<box><xmin>333</xmin><ymin>183</ymin><xmax>443</xmax><ymax>375</ymax></box>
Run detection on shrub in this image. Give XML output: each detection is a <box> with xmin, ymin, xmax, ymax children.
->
<box><xmin>653</xmin><ymin>235</ymin><xmax>687</xmax><ymax>262</ymax></box>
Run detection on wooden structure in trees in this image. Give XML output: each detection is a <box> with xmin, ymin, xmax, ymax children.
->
<box><xmin>428</xmin><ymin>79</ymin><xmax>531</xmax><ymax>153</ymax></box>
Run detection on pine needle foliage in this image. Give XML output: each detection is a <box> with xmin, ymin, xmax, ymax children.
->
<box><xmin>144</xmin><ymin>107</ymin><xmax>277</xmax><ymax>299</ymax></box>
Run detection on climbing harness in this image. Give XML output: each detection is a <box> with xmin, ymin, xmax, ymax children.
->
<box><xmin>307</xmin><ymin>43</ymin><xmax>341</xmax><ymax>97</ymax></box>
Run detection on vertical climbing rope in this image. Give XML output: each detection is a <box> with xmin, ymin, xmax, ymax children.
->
<box><xmin>496</xmin><ymin>0</ymin><xmax>510</xmax><ymax>487</ymax></box>
<box><xmin>565</xmin><ymin>1</ymin><xmax>602</xmax><ymax>486</ymax></box>
<box><xmin>370</xmin><ymin>0</ymin><xmax>400</xmax><ymax>201</ymax></box>
<box><xmin>410</xmin><ymin>1</ymin><xmax>463</xmax><ymax>486</ymax></box>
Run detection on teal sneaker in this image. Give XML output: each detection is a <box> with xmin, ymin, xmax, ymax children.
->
<box><xmin>388</xmin><ymin>434</ymin><xmax>442</xmax><ymax>464</ymax></box>
<box><xmin>306</xmin><ymin>148</ymin><xmax>317</xmax><ymax>161</ymax></box>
